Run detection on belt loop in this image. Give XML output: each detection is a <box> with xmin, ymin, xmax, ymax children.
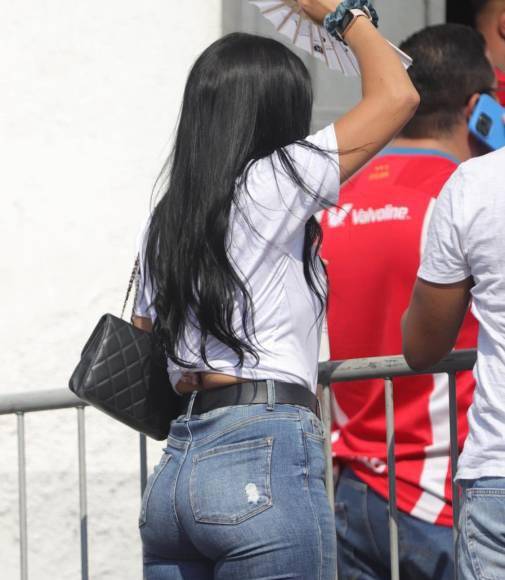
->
<box><xmin>266</xmin><ymin>379</ymin><xmax>276</xmax><ymax>411</ymax></box>
<box><xmin>184</xmin><ymin>391</ymin><xmax>198</xmax><ymax>421</ymax></box>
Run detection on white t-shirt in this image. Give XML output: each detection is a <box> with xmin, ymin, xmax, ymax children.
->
<box><xmin>135</xmin><ymin>125</ymin><xmax>340</xmax><ymax>394</ymax></box>
<box><xmin>418</xmin><ymin>147</ymin><xmax>505</xmax><ymax>481</ymax></box>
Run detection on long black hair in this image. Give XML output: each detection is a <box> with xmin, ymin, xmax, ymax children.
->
<box><xmin>146</xmin><ymin>33</ymin><xmax>330</xmax><ymax>369</ymax></box>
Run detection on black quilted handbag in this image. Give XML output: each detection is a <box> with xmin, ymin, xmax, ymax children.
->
<box><xmin>69</xmin><ymin>259</ymin><xmax>181</xmax><ymax>440</ymax></box>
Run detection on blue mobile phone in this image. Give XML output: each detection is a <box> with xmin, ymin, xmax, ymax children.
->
<box><xmin>468</xmin><ymin>94</ymin><xmax>505</xmax><ymax>151</ymax></box>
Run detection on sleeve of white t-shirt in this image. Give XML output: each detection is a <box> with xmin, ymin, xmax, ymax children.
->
<box><xmin>284</xmin><ymin>124</ymin><xmax>340</xmax><ymax>212</ymax></box>
<box><xmin>133</xmin><ymin>218</ymin><xmax>157</xmax><ymax>321</ymax></box>
<box><xmin>418</xmin><ymin>168</ymin><xmax>471</xmax><ymax>284</ymax></box>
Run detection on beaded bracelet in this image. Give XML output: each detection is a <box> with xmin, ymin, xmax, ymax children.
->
<box><xmin>324</xmin><ymin>0</ymin><xmax>379</xmax><ymax>42</ymax></box>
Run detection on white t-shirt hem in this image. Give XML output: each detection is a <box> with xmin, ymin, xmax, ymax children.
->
<box><xmin>417</xmin><ymin>269</ymin><xmax>471</xmax><ymax>285</ymax></box>
<box><xmin>169</xmin><ymin>365</ymin><xmax>316</xmax><ymax>394</ymax></box>
<box><xmin>456</xmin><ymin>462</ymin><xmax>505</xmax><ymax>482</ymax></box>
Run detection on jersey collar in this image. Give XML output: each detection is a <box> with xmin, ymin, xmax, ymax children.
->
<box><xmin>380</xmin><ymin>147</ymin><xmax>460</xmax><ymax>165</ymax></box>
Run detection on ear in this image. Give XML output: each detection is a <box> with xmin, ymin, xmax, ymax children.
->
<box><xmin>464</xmin><ymin>93</ymin><xmax>481</xmax><ymax>122</ymax></box>
<box><xmin>499</xmin><ymin>9</ymin><xmax>505</xmax><ymax>39</ymax></box>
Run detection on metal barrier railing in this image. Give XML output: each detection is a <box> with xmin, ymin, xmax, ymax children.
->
<box><xmin>0</xmin><ymin>390</ymin><xmax>149</xmax><ymax>580</ymax></box>
<box><xmin>0</xmin><ymin>348</ymin><xmax>477</xmax><ymax>580</ymax></box>
<box><xmin>319</xmin><ymin>349</ymin><xmax>477</xmax><ymax>580</ymax></box>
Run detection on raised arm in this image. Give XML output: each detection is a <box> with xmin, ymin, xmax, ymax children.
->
<box><xmin>300</xmin><ymin>0</ymin><xmax>420</xmax><ymax>181</ymax></box>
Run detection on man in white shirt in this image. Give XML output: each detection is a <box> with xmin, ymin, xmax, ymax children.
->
<box><xmin>402</xmin><ymin>146</ymin><xmax>505</xmax><ymax>579</ymax></box>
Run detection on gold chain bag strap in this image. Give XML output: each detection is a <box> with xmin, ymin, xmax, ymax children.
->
<box><xmin>120</xmin><ymin>256</ymin><xmax>140</xmax><ymax>321</ymax></box>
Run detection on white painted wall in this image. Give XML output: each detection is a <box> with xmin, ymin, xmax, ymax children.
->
<box><xmin>0</xmin><ymin>1</ymin><xmax>222</xmax><ymax>578</ymax></box>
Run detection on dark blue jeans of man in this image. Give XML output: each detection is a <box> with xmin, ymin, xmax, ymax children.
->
<box><xmin>335</xmin><ymin>467</ymin><xmax>454</xmax><ymax>579</ymax></box>
<box><xmin>139</xmin><ymin>390</ymin><xmax>337</xmax><ymax>579</ymax></box>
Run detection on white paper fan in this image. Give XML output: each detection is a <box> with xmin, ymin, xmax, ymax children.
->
<box><xmin>250</xmin><ymin>0</ymin><xmax>412</xmax><ymax>77</ymax></box>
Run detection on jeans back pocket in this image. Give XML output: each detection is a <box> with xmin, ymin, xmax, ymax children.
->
<box><xmin>462</xmin><ymin>487</ymin><xmax>505</xmax><ymax>579</ymax></box>
<box><xmin>190</xmin><ymin>437</ymin><xmax>274</xmax><ymax>525</ymax></box>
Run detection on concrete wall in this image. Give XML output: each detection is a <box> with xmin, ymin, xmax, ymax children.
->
<box><xmin>0</xmin><ymin>2</ymin><xmax>221</xmax><ymax>578</ymax></box>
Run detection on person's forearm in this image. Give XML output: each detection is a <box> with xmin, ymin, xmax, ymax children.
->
<box><xmin>132</xmin><ymin>315</ymin><xmax>153</xmax><ymax>332</ymax></box>
<box><xmin>333</xmin><ymin>16</ymin><xmax>419</xmax><ymax>180</ymax></box>
<box><xmin>402</xmin><ymin>278</ymin><xmax>472</xmax><ymax>370</ymax></box>
<box><xmin>345</xmin><ymin>18</ymin><xmax>417</xmax><ymax>110</ymax></box>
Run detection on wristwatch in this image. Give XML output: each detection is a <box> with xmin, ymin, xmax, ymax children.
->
<box><xmin>324</xmin><ymin>8</ymin><xmax>373</xmax><ymax>42</ymax></box>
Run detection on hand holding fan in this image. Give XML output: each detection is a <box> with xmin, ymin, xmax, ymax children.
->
<box><xmin>250</xmin><ymin>0</ymin><xmax>412</xmax><ymax>77</ymax></box>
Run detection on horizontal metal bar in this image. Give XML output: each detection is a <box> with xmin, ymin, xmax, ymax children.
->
<box><xmin>0</xmin><ymin>350</ymin><xmax>477</xmax><ymax>417</ymax></box>
<box><xmin>0</xmin><ymin>390</ymin><xmax>86</xmax><ymax>416</ymax></box>
<box><xmin>318</xmin><ymin>349</ymin><xmax>477</xmax><ymax>385</ymax></box>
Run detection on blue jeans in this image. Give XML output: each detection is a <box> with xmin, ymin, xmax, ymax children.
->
<box><xmin>334</xmin><ymin>468</ymin><xmax>454</xmax><ymax>579</ymax></box>
<box><xmin>139</xmin><ymin>393</ymin><xmax>337</xmax><ymax>579</ymax></box>
<box><xmin>458</xmin><ymin>477</ymin><xmax>505</xmax><ymax>580</ymax></box>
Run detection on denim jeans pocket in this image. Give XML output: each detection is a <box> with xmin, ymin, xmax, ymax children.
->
<box><xmin>303</xmin><ymin>432</ymin><xmax>326</xmax><ymax>484</ymax></box>
<box><xmin>138</xmin><ymin>452</ymin><xmax>172</xmax><ymax>527</ymax></box>
<box><xmin>190</xmin><ymin>437</ymin><xmax>274</xmax><ymax>525</ymax></box>
<box><xmin>334</xmin><ymin>501</ymin><xmax>348</xmax><ymax>537</ymax></box>
<box><xmin>298</xmin><ymin>407</ymin><xmax>325</xmax><ymax>440</ymax></box>
<box><xmin>464</xmin><ymin>488</ymin><xmax>505</xmax><ymax>580</ymax></box>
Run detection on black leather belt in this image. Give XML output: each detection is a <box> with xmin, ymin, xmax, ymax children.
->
<box><xmin>184</xmin><ymin>380</ymin><xmax>319</xmax><ymax>417</ymax></box>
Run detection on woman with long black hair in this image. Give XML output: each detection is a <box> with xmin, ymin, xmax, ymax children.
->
<box><xmin>133</xmin><ymin>1</ymin><xmax>419</xmax><ymax>578</ymax></box>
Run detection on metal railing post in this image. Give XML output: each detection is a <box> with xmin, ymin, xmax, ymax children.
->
<box><xmin>321</xmin><ymin>383</ymin><xmax>335</xmax><ymax>512</ymax></box>
<box><xmin>448</xmin><ymin>373</ymin><xmax>460</xmax><ymax>580</ymax></box>
<box><xmin>385</xmin><ymin>378</ymin><xmax>400</xmax><ymax>580</ymax></box>
<box><xmin>77</xmin><ymin>407</ymin><xmax>89</xmax><ymax>580</ymax></box>
<box><xmin>17</xmin><ymin>412</ymin><xmax>28</xmax><ymax>580</ymax></box>
<box><xmin>139</xmin><ymin>433</ymin><xmax>148</xmax><ymax>580</ymax></box>
<box><xmin>321</xmin><ymin>383</ymin><xmax>338</xmax><ymax>580</ymax></box>
<box><xmin>139</xmin><ymin>434</ymin><xmax>148</xmax><ymax>497</ymax></box>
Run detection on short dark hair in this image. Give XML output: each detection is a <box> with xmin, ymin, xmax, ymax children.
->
<box><xmin>471</xmin><ymin>0</ymin><xmax>489</xmax><ymax>14</ymax></box>
<box><xmin>399</xmin><ymin>24</ymin><xmax>495</xmax><ymax>138</ymax></box>
<box><xmin>471</xmin><ymin>0</ymin><xmax>505</xmax><ymax>16</ymax></box>
<box><xmin>472</xmin><ymin>0</ymin><xmax>505</xmax><ymax>23</ymax></box>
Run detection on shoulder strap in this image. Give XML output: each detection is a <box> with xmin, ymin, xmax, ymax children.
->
<box><xmin>120</xmin><ymin>256</ymin><xmax>140</xmax><ymax>320</ymax></box>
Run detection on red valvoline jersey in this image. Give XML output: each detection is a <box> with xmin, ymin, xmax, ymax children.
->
<box><xmin>320</xmin><ymin>148</ymin><xmax>478</xmax><ymax>527</ymax></box>
<box><xmin>496</xmin><ymin>67</ymin><xmax>505</xmax><ymax>106</ymax></box>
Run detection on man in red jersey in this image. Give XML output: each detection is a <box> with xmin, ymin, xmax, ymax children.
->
<box><xmin>320</xmin><ymin>25</ymin><xmax>496</xmax><ymax>579</ymax></box>
<box><xmin>473</xmin><ymin>0</ymin><xmax>505</xmax><ymax>104</ymax></box>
